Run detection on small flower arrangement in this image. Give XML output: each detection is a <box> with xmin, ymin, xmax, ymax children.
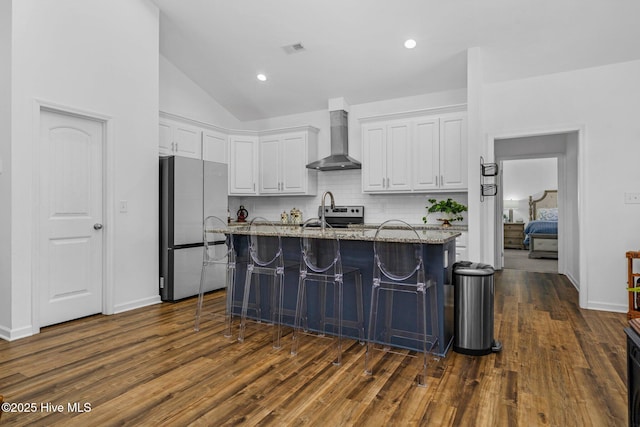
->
<box><xmin>422</xmin><ymin>198</ymin><xmax>467</xmax><ymax>227</ymax></box>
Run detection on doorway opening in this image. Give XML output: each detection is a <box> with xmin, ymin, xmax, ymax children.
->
<box><xmin>492</xmin><ymin>131</ymin><xmax>579</xmax><ymax>286</ymax></box>
<box><xmin>502</xmin><ymin>157</ymin><xmax>558</xmax><ymax>273</ymax></box>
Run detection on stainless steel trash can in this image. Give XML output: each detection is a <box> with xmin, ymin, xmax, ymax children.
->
<box><xmin>453</xmin><ymin>261</ymin><xmax>502</xmax><ymax>355</ymax></box>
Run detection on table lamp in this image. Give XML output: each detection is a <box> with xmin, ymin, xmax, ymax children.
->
<box><xmin>503</xmin><ymin>199</ymin><xmax>518</xmax><ymax>223</ymax></box>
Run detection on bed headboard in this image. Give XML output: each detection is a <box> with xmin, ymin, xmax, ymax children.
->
<box><xmin>529</xmin><ymin>190</ymin><xmax>558</xmax><ymax>220</ymax></box>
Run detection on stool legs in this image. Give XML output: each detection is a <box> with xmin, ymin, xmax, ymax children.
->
<box><xmin>291</xmin><ymin>271</ymin><xmax>364</xmax><ymax>366</ymax></box>
<box><xmin>194</xmin><ymin>262</ymin><xmax>209</xmax><ymax>332</ymax></box>
<box><xmin>364</xmin><ymin>279</ymin><xmax>380</xmax><ymax>376</ymax></box>
<box><xmin>239</xmin><ymin>264</ymin><xmax>283</xmax><ymax>349</ymax></box>
<box><xmin>290</xmin><ymin>272</ymin><xmax>307</xmax><ymax>356</ymax></box>
<box><xmin>223</xmin><ymin>263</ymin><xmax>236</xmax><ymax>338</ymax></box>
<box><xmin>355</xmin><ymin>273</ymin><xmax>365</xmax><ymax>344</ymax></box>
<box><xmin>272</xmin><ymin>268</ymin><xmax>284</xmax><ymax>349</ymax></box>
<box><xmin>417</xmin><ymin>284</ymin><xmax>427</xmax><ymax>387</ymax></box>
<box><xmin>365</xmin><ymin>280</ymin><xmax>437</xmax><ymax>388</ymax></box>
<box><xmin>333</xmin><ymin>278</ymin><xmax>343</xmax><ymax>366</ymax></box>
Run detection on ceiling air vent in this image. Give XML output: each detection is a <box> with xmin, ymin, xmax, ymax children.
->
<box><xmin>282</xmin><ymin>42</ymin><xmax>306</xmax><ymax>54</ymax></box>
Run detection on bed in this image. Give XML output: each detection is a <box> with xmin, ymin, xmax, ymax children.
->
<box><xmin>524</xmin><ymin>190</ymin><xmax>558</xmax><ymax>259</ymax></box>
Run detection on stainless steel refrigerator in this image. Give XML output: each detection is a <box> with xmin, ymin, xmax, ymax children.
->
<box><xmin>160</xmin><ymin>155</ymin><xmax>228</xmax><ymax>301</ymax></box>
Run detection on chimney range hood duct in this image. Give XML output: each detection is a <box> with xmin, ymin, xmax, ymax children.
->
<box><xmin>306</xmin><ymin>109</ymin><xmax>361</xmax><ymax>171</ymax></box>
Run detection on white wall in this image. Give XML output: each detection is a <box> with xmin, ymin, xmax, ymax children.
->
<box><xmin>5</xmin><ymin>0</ymin><xmax>160</xmax><ymax>339</ymax></box>
<box><xmin>481</xmin><ymin>59</ymin><xmax>640</xmax><ymax>312</ymax></box>
<box><xmin>466</xmin><ymin>47</ymin><xmax>488</xmax><ymax>263</ymax></box>
<box><xmin>502</xmin><ymin>158</ymin><xmax>558</xmax><ymax>224</ymax></box>
<box><xmin>564</xmin><ymin>132</ymin><xmax>580</xmax><ymax>286</ymax></box>
<box><xmin>233</xmin><ymin>89</ymin><xmax>469</xmax><ymax>225</ymax></box>
<box><xmin>160</xmin><ymin>55</ymin><xmax>241</xmax><ymax>130</ymax></box>
<box><xmin>0</xmin><ymin>0</ymin><xmax>12</xmax><ymax>333</ymax></box>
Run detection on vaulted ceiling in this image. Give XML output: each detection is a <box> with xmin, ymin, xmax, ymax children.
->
<box><xmin>152</xmin><ymin>0</ymin><xmax>640</xmax><ymax>121</ymax></box>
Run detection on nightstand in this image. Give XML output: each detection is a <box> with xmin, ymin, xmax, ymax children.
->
<box><xmin>504</xmin><ymin>222</ymin><xmax>525</xmax><ymax>249</ymax></box>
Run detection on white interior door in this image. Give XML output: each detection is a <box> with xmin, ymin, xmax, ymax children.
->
<box><xmin>39</xmin><ymin>109</ymin><xmax>104</xmax><ymax>327</ymax></box>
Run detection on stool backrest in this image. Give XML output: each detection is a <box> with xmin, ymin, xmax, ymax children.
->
<box><xmin>203</xmin><ymin>216</ymin><xmax>231</xmax><ymax>263</ymax></box>
<box><xmin>373</xmin><ymin>220</ymin><xmax>425</xmax><ymax>283</ymax></box>
<box><xmin>248</xmin><ymin>217</ymin><xmax>283</xmax><ymax>267</ymax></box>
<box><xmin>300</xmin><ymin>218</ymin><xmax>342</xmax><ymax>275</ymax></box>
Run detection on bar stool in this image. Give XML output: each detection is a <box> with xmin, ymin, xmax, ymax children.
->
<box><xmin>291</xmin><ymin>218</ymin><xmax>365</xmax><ymax>366</ymax></box>
<box><xmin>194</xmin><ymin>215</ymin><xmax>239</xmax><ymax>337</ymax></box>
<box><xmin>364</xmin><ymin>219</ymin><xmax>439</xmax><ymax>387</ymax></box>
<box><xmin>238</xmin><ymin>217</ymin><xmax>293</xmax><ymax>349</ymax></box>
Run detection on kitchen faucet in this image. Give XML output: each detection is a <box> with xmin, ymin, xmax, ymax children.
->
<box><xmin>320</xmin><ymin>191</ymin><xmax>335</xmax><ymax>231</ymax></box>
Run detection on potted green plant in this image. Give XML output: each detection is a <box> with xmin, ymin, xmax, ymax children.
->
<box><xmin>422</xmin><ymin>198</ymin><xmax>467</xmax><ymax>227</ymax></box>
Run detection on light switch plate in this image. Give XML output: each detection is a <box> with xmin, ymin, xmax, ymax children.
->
<box><xmin>119</xmin><ymin>200</ymin><xmax>128</xmax><ymax>212</ymax></box>
<box><xmin>625</xmin><ymin>193</ymin><xmax>640</xmax><ymax>204</ymax></box>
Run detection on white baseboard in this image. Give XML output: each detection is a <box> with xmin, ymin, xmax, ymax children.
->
<box><xmin>586</xmin><ymin>301</ymin><xmax>627</xmax><ymax>314</ymax></box>
<box><xmin>0</xmin><ymin>324</ymin><xmax>34</xmax><ymax>342</ymax></box>
<box><xmin>113</xmin><ymin>295</ymin><xmax>162</xmax><ymax>314</ymax></box>
<box><xmin>564</xmin><ymin>272</ymin><xmax>579</xmax><ymax>291</ymax></box>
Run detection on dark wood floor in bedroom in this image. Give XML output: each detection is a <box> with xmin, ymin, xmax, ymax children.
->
<box><xmin>0</xmin><ymin>270</ymin><xmax>628</xmax><ymax>426</ymax></box>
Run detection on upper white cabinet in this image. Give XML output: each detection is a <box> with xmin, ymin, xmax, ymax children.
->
<box><xmin>413</xmin><ymin>113</ymin><xmax>467</xmax><ymax>191</ymax></box>
<box><xmin>258</xmin><ymin>128</ymin><xmax>318</xmax><ymax>195</ymax></box>
<box><xmin>202</xmin><ymin>128</ymin><xmax>228</xmax><ymax>164</ymax></box>
<box><xmin>158</xmin><ymin>117</ymin><xmax>202</xmax><ymax>159</ymax></box>
<box><xmin>362</xmin><ymin>121</ymin><xmax>412</xmax><ymax>192</ymax></box>
<box><xmin>361</xmin><ymin>106</ymin><xmax>467</xmax><ymax>193</ymax></box>
<box><xmin>159</xmin><ymin>112</ymin><xmax>318</xmax><ymax>197</ymax></box>
<box><xmin>228</xmin><ymin>134</ymin><xmax>259</xmax><ymax>195</ymax></box>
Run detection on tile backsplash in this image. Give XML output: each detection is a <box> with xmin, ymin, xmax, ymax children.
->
<box><xmin>229</xmin><ymin>170</ymin><xmax>468</xmax><ymax>226</ymax></box>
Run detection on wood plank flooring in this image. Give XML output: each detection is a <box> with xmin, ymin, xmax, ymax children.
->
<box><xmin>0</xmin><ymin>270</ymin><xmax>629</xmax><ymax>426</ymax></box>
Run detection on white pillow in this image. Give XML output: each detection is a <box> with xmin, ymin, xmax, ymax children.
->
<box><xmin>537</xmin><ymin>208</ymin><xmax>558</xmax><ymax>221</ymax></box>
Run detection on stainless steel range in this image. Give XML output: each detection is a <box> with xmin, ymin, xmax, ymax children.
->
<box><xmin>316</xmin><ymin>205</ymin><xmax>364</xmax><ymax>228</ymax></box>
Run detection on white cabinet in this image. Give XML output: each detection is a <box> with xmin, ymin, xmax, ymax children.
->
<box><xmin>228</xmin><ymin>134</ymin><xmax>259</xmax><ymax>195</ymax></box>
<box><xmin>412</xmin><ymin>117</ymin><xmax>440</xmax><ymax>190</ymax></box>
<box><xmin>361</xmin><ymin>107</ymin><xmax>467</xmax><ymax>193</ymax></box>
<box><xmin>158</xmin><ymin>118</ymin><xmax>202</xmax><ymax>159</ymax></box>
<box><xmin>455</xmin><ymin>231</ymin><xmax>468</xmax><ymax>262</ymax></box>
<box><xmin>439</xmin><ymin>114</ymin><xmax>467</xmax><ymax>190</ymax></box>
<box><xmin>158</xmin><ymin>111</ymin><xmax>319</xmax><ymax>197</ymax></box>
<box><xmin>258</xmin><ymin>129</ymin><xmax>318</xmax><ymax>195</ymax></box>
<box><xmin>362</xmin><ymin>121</ymin><xmax>412</xmax><ymax>192</ymax></box>
<box><xmin>413</xmin><ymin>113</ymin><xmax>467</xmax><ymax>191</ymax></box>
<box><xmin>202</xmin><ymin>128</ymin><xmax>228</xmax><ymax>164</ymax></box>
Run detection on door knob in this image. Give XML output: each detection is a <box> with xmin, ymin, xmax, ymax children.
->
<box><xmin>93</xmin><ymin>223</ymin><xmax>103</xmax><ymax>230</ymax></box>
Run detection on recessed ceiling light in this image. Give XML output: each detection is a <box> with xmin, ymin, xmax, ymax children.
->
<box><xmin>257</xmin><ymin>73</ymin><xmax>267</xmax><ymax>82</ymax></box>
<box><xmin>404</xmin><ymin>39</ymin><xmax>417</xmax><ymax>49</ymax></box>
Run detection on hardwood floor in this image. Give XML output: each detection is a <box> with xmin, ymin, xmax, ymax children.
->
<box><xmin>0</xmin><ymin>270</ymin><xmax>629</xmax><ymax>426</ymax></box>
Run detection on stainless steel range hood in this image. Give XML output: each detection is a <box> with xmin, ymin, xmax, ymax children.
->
<box><xmin>306</xmin><ymin>108</ymin><xmax>361</xmax><ymax>171</ymax></box>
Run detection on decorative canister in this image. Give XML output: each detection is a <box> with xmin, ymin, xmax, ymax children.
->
<box><xmin>290</xmin><ymin>207</ymin><xmax>302</xmax><ymax>224</ymax></box>
<box><xmin>280</xmin><ymin>211</ymin><xmax>289</xmax><ymax>224</ymax></box>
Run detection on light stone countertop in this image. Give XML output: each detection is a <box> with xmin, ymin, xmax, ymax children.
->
<box><xmin>216</xmin><ymin>223</ymin><xmax>460</xmax><ymax>244</ymax></box>
<box><xmin>351</xmin><ymin>223</ymin><xmax>468</xmax><ymax>232</ymax></box>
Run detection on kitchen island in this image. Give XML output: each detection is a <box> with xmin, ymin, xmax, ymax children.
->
<box><xmin>219</xmin><ymin>223</ymin><xmax>460</xmax><ymax>356</ymax></box>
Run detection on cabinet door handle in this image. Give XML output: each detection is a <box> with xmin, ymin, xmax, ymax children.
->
<box><xmin>382</xmin><ymin>178</ymin><xmax>385</xmax><ymax>188</ymax></box>
<box><xmin>441</xmin><ymin>175</ymin><xmax>444</xmax><ymax>186</ymax></box>
<box><xmin>435</xmin><ymin>175</ymin><xmax>438</xmax><ymax>186</ymax></box>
